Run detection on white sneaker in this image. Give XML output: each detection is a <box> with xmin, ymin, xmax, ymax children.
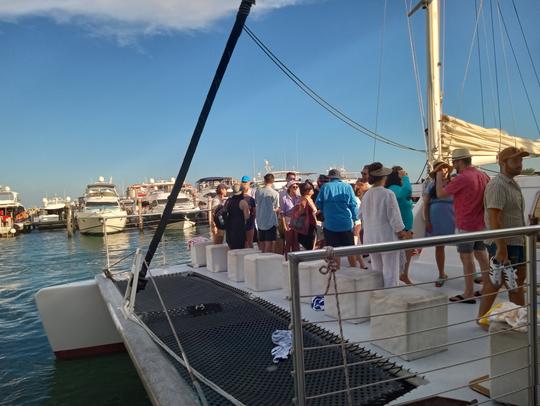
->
<box><xmin>489</xmin><ymin>257</ymin><xmax>503</xmax><ymax>287</ymax></box>
<box><xmin>502</xmin><ymin>262</ymin><xmax>518</xmax><ymax>291</ymax></box>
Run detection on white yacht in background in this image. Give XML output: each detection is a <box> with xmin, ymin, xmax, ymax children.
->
<box><xmin>34</xmin><ymin>196</ymin><xmax>70</xmax><ymax>230</ymax></box>
<box><xmin>0</xmin><ymin>185</ymin><xmax>30</xmax><ymax>236</ymax></box>
<box><xmin>145</xmin><ymin>181</ymin><xmax>200</xmax><ymax>229</ymax></box>
<box><xmin>76</xmin><ymin>177</ymin><xmax>127</xmax><ymax>235</ymax></box>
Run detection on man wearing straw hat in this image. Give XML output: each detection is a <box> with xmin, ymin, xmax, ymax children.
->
<box><xmin>436</xmin><ymin>148</ymin><xmax>490</xmax><ymax>304</ymax></box>
<box><xmin>478</xmin><ymin>146</ymin><xmax>528</xmax><ymax>319</ymax></box>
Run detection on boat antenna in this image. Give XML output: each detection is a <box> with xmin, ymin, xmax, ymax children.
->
<box><xmin>138</xmin><ymin>0</ymin><xmax>256</xmax><ymax>285</ymax></box>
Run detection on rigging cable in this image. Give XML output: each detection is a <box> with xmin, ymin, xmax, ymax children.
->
<box><xmin>511</xmin><ymin>0</ymin><xmax>540</xmax><ymax>91</ymax></box>
<box><xmin>457</xmin><ymin>0</ymin><xmax>484</xmax><ymax>118</ymax></box>
<box><xmin>496</xmin><ymin>0</ymin><xmax>518</xmax><ymax>134</ymax></box>
<box><xmin>490</xmin><ymin>0</ymin><xmax>503</xmax><ymax>149</ymax></box>
<box><xmin>475</xmin><ymin>0</ymin><xmax>486</xmax><ymax>126</ymax></box>
<box><xmin>480</xmin><ymin>2</ymin><xmax>500</xmax><ymax>126</ymax></box>
<box><xmin>497</xmin><ymin>0</ymin><xmax>540</xmax><ymax>136</ymax></box>
<box><xmin>404</xmin><ymin>0</ymin><xmax>427</xmax><ymax>149</ymax></box>
<box><xmin>242</xmin><ymin>25</ymin><xmax>425</xmax><ymax>153</ymax></box>
<box><xmin>372</xmin><ymin>0</ymin><xmax>388</xmax><ymax>161</ymax></box>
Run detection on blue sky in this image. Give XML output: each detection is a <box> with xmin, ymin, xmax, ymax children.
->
<box><xmin>0</xmin><ymin>0</ymin><xmax>539</xmax><ymax>206</ymax></box>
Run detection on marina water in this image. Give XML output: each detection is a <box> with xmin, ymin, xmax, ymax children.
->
<box><xmin>0</xmin><ymin>225</ymin><xmax>208</xmax><ymax>405</ymax></box>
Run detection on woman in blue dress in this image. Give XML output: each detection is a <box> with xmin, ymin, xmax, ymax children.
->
<box><xmin>423</xmin><ymin>161</ymin><xmax>455</xmax><ymax>287</ymax></box>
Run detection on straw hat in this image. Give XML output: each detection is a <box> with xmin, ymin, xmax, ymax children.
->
<box><xmin>451</xmin><ymin>148</ymin><xmax>472</xmax><ymax>161</ymax></box>
<box><xmin>429</xmin><ymin>160</ymin><xmax>453</xmax><ymax>177</ymax></box>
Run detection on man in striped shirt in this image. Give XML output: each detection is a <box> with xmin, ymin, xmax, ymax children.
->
<box><xmin>478</xmin><ymin>147</ymin><xmax>529</xmax><ymax>319</ymax></box>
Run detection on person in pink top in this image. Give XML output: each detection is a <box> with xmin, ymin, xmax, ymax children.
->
<box><xmin>436</xmin><ymin>148</ymin><xmax>490</xmax><ymax>304</ymax></box>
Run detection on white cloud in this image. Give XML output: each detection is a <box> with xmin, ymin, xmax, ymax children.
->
<box><xmin>0</xmin><ymin>1</ymin><xmax>302</xmax><ymax>41</ymax></box>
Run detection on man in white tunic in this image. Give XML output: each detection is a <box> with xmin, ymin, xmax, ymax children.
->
<box><xmin>361</xmin><ymin>163</ymin><xmax>407</xmax><ymax>287</ymax></box>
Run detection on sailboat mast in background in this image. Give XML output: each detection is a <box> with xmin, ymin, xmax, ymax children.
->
<box><xmin>410</xmin><ymin>0</ymin><xmax>443</xmax><ymax>164</ymax></box>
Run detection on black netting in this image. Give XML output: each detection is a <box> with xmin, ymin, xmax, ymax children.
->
<box><xmin>117</xmin><ymin>273</ymin><xmax>417</xmax><ymax>405</ymax></box>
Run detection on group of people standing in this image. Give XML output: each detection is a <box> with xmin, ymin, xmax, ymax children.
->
<box><xmin>210</xmin><ymin>145</ymin><xmax>530</xmax><ymax>319</ymax></box>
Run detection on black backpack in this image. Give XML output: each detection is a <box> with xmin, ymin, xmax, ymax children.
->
<box><xmin>213</xmin><ymin>202</ymin><xmax>229</xmax><ymax>230</ymax></box>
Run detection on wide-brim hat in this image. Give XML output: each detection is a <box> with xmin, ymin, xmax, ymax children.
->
<box><xmin>370</xmin><ymin>167</ymin><xmax>392</xmax><ymax>177</ymax></box>
<box><xmin>451</xmin><ymin>148</ymin><xmax>472</xmax><ymax>161</ymax></box>
<box><xmin>498</xmin><ymin>147</ymin><xmax>530</xmax><ymax>162</ymax></box>
<box><xmin>429</xmin><ymin>160</ymin><xmax>453</xmax><ymax>177</ymax></box>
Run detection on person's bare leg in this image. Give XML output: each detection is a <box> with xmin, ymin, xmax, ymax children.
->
<box><xmin>400</xmin><ymin>250</ymin><xmax>414</xmax><ymax>284</ymax></box>
<box><xmin>245</xmin><ymin>229</ymin><xmax>254</xmax><ymax>248</ymax></box>
<box><xmin>477</xmin><ymin>277</ymin><xmax>499</xmax><ymax>318</ymax></box>
<box><xmin>508</xmin><ymin>265</ymin><xmax>526</xmax><ymax>306</ymax></box>
<box><xmin>347</xmin><ymin>256</ymin><xmax>357</xmax><ymax>267</ymax></box>
<box><xmin>474</xmin><ymin>248</ymin><xmax>489</xmax><ymax>285</ymax></box>
<box><xmin>269</xmin><ymin>240</ymin><xmax>276</xmax><ymax>254</ymax></box>
<box><xmin>435</xmin><ymin>246</ymin><xmax>446</xmax><ymax>279</ymax></box>
<box><xmin>459</xmin><ymin>252</ymin><xmax>475</xmax><ymax>298</ymax></box>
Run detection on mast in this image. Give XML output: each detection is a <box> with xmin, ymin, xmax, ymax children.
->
<box><xmin>410</xmin><ymin>0</ymin><xmax>442</xmax><ymax>163</ymax></box>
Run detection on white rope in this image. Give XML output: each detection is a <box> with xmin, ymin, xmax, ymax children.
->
<box><xmin>129</xmin><ymin>314</ymin><xmax>246</xmax><ymax>406</ymax></box>
<box><xmin>319</xmin><ymin>247</ymin><xmax>352</xmax><ymax>406</ymax></box>
<box><xmin>142</xmin><ymin>260</ymin><xmax>209</xmax><ymax>406</ymax></box>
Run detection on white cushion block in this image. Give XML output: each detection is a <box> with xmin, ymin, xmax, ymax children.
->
<box><xmin>206</xmin><ymin>244</ymin><xmax>229</xmax><ymax>273</ymax></box>
<box><xmin>281</xmin><ymin>260</ymin><xmax>328</xmax><ymax>303</ymax></box>
<box><xmin>244</xmin><ymin>253</ymin><xmax>284</xmax><ymax>291</ymax></box>
<box><xmin>227</xmin><ymin>248</ymin><xmax>259</xmax><ymax>282</ymax></box>
<box><xmin>371</xmin><ymin>286</ymin><xmax>448</xmax><ymax>360</ymax></box>
<box><xmin>190</xmin><ymin>241</ymin><xmax>213</xmax><ymax>268</ymax></box>
<box><xmin>490</xmin><ymin>321</ymin><xmax>538</xmax><ymax>406</ymax></box>
<box><xmin>326</xmin><ymin>268</ymin><xmax>383</xmax><ymax>324</ymax></box>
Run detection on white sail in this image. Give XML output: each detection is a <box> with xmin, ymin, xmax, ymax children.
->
<box><xmin>440</xmin><ymin>114</ymin><xmax>540</xmax><ymax>165</ymax></box>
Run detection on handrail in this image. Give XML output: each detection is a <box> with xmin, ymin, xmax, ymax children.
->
<box><xmin>287</xmin><ymin>225</ymin><xmax>540</xmax><ymax>405</ymax></box>
<box><xmin>288</xmin><ymin>225</ymin><xmax>540</xmax><ymax>264</ymax></box>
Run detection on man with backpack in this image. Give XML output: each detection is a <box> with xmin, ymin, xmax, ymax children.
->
<box><xmin>255</xmin><ymin>173</ymin><xmax>280</xmax><ymax>253</ymax></box>
<box><xmin>211</xmin><ymin>183</ymin><xmax>228</xmax><ymax>244</ymax></box>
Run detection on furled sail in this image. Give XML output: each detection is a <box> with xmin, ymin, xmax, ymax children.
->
<box><xmin>440</xmin><ymin>115</ymin><xmax>540</xmax><ymax>165</ymax></box>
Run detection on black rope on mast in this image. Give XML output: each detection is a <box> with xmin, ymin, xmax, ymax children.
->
<box><xmin>138</xmin><ymin>0</ymin><xmax>256</xmax><ymax>286</ymax></box>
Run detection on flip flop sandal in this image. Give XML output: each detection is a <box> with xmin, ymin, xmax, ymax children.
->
<box><xmin>449</xmin><ymin>294</ymin><xmax>476</xmax><ymax>304</ymax></box>
<box><xmin>474</xmin><ymin>290</ymin><xmax>482</xmax><ymax>297</ymax></box>
<box><xmin>435</xmin><ymin>275</ymin><xmax>448</xmax><ymax>287</ymax></box>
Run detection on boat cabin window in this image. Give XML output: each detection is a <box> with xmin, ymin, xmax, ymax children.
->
<box><xmin>85</xmin><ymin>202</ymin><xmax>119</xmax><ymax>211</ymax></box>
<box><xmin>0</xmin><ymin>192</ymin><xmax>14</xmax><ymax>201</ymax></box>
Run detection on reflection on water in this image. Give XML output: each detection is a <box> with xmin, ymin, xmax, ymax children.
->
<box><xmin>0</xmin><ymin>225</ymin><xmax>210</xmax><ymax>405</ymax></box>
<box><xmin>46</xmin><ymin>354</ymin><xmax>149</xmax><ymax>406</ymax></box>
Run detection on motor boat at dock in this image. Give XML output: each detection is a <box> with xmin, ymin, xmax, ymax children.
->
<box><xmin>0</xmin><ymin>185</ymin><xmax>31</xmax><ymax>237</ymax></box>
<box><xmin>76</xmin><ymin>177</ymin><xmax>127</xmax><ymax>235</ymax></box>
<box><xmin>33</xmin><ymin>196</ymin><xmax>71</xmax><ymax>230</ymax></box>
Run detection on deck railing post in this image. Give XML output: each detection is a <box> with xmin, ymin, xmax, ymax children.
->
<box><xmin>526</xmin><ymin>233</ymin><xmax>538</xmax><ymax>404</ymax></box>
<box><xmin>289</xmin><ymin>256</ymin><xmax>306</xmax><ymax>405</ymax></box>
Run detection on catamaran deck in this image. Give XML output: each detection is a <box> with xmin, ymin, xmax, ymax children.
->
<box><xmin>95</xmin><ymin>250</ymin><xmax>533</xmax><ymax>405</ymax></box>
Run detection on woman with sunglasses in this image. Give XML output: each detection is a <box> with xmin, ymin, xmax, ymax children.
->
<box><xmin>280</xmin><ymin>180</ymin><xmax>300</xmax><ymax>258</ymax></box>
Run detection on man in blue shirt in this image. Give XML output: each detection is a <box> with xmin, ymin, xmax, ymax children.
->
<box><xmin>316</xmin><ymin>169</ymin><xmax>358</xmax><ymax>250</ymax></box>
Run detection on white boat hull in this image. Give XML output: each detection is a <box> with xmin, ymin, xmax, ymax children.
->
<box><xmin>35</xmin><ymin>279</ymin><xmax>123</xmax><ymax>358</ymax></box>
<box><xmin>77</xmin><ymin>211</ymin><xmax>127</xmax><ymax>235</ymax></box>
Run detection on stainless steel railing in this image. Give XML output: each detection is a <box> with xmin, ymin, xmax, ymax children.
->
<box><xmin>287</xmin><ymin>225</ymin><xmax>540</xmax><ymax>405</ymax></box>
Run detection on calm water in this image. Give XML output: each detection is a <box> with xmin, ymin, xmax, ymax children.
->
<box><xmin>0</xmin><ymin>225</ymin><xmax>209</xmax><ymax>405</ymax></box>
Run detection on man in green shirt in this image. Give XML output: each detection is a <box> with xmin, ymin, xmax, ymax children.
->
<box><xmin>479</xmin><ymin>147</ymin><xmax>529</xmax><ymax>320</ymax></box>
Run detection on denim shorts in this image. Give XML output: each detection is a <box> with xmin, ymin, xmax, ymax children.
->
<box><xmin>486</xmin><ymin>243</ymin><xmax>525</xmax><ymax>266</ymax></box>
<box><xmin>456</xmin><ymin>229</ymin><xmax>485</xmax><ymax>253</ymax></box>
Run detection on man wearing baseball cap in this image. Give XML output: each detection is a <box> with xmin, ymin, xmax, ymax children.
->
<box><xmin>436</xmin><ymin>148</ymin><xmax>490</xmax><ymax>304</ymax></box>
<box><xmin>478</xmin><ymin>147</ymin><xmax>529</xmax><ymax>320</ymax></box>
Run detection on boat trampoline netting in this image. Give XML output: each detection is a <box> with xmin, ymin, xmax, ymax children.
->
<box><xmin>116</xmin><ymin>272</ymin><xmax>418</xmax><ymax>405</ymax></box>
